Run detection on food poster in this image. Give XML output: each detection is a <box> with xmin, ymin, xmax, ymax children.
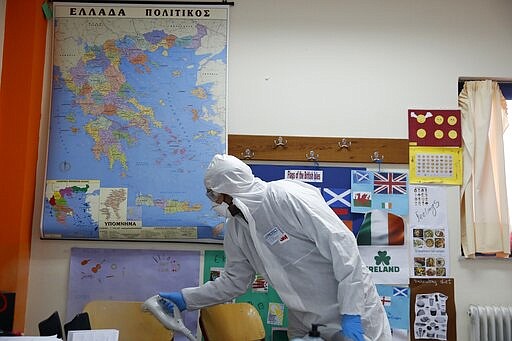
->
<box><xmin>250</xmin><ymin>164</ymin><xmax>366</xmax><ymax>235</ymax></box>
<box><xmin>376</xmin><ymin>284</ymin><xmax>410</xmax><ymax>340</ymax></box>
<box><xmin>408</xmin><ymin>185</ymin><xmax>449</xmax><ymax>278</ymax></box>
<box><xmin>351</xmin><ymin>170</ymin><xmax>408</xmax><ymax>216</ymax></box>
<box><xmin>409</xmin><ymin>278</ymin><xmax>456</xmax><ymax>341</ymax></box>
<box><xmin>203</xmin><ymin>250</ymin><xmax>288</xmax><ymax>341</ymax></box>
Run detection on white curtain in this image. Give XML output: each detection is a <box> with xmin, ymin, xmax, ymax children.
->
<box><xmin>459</xmin><ymin>80</ymin><xmax>509</xmax><ymax>258</ymax></box>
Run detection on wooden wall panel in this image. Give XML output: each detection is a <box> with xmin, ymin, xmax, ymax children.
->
<box><xmin>228</xmin><ymin>135</ymin><xmax>409</xmax><ymax>164</ymax></box>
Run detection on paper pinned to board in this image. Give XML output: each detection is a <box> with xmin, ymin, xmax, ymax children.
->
<box><xmin>67</xmin><ymin>329</ymin><xmax>119</xmax><ymax>341</ymax></box>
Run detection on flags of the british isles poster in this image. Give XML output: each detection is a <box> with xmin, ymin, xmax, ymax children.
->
<box><xmin>351</xmin><ymin>170</ymin><xmax>408</xmax><ymax>215</ymax></box>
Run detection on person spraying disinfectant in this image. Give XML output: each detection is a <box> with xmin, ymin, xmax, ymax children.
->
<box><xmin>155</xmin><ymin>154</ymin><xmax>392</xmax><ymax>341</ymax></box>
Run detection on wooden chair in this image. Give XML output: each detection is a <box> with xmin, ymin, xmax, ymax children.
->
<box><xmin>83</xmin><ymin>300</ymin><xmax>173</xmax><ymax>341</ymax></box>
<box><xmin>199</xmin><ymin>302</ymin><xmax>265</xmax><ymax>341</ymax></box>
<box><xmin>38</xmin><ymin>311</ymin><xmax>64</xmax><ymax>339</ymax></box>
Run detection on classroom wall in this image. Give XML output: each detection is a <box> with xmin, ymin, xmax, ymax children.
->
<box><xmin>0</xmin><ymin>0</ymin><xmax>46</xmax><ymax>331</ymax></box>
<box><xmin>16</xmin><ymin>0</ymin><xmax>512</xmax><ymax>340</ymax></box>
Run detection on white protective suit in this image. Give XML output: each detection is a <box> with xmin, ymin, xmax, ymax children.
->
<box><xmin>182</xmin><ymin>154</ymin><xmax>391</xmax><ymax>341</ymax></box>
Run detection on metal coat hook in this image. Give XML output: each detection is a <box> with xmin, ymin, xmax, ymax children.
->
<box><xmin>306</xmin><ymin>150</ymin><xmax>319</xmax><ymax>162</ymax></box>
<box><xmin>241</xmin><ymin>148</ymin><xmax>255</xmax><ymax>159</ymax></box>
<box><xmin>273</xmin><ymin>136</ymin><xmax>288</xmax><ymax>148</ymax></box>
<box><xmin>337</xmin><ymin>138</ymin><xmax>352</xmax><ymax>150</ymax></box>
<box><xmin>306</xmin><ymin>150</ymin><xmax>320</xmax><ymax>167</ymax></box>
<box><xmin>371</xmin><ymin>151</ymin><xmax>384</xmax><ymax>171</ymax></box>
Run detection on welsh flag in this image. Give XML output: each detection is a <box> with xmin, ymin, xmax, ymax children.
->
<box><xmin>357</xmin><ymin>209</ymin><xmax>405</xmax><ymax>245</ymax></box>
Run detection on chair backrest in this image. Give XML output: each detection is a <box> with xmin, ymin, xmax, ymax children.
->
<box><xmin>38</xmin><ymin>311</ymin><xmax>64</xmax><ymax>339</ymax></box>
<box><xmin>64</xmin><ymin>312</ymin><xmax>91</xmax><ymax>337</ymax></box>
<box><xmin>83</xmin><ymin>300</ymin><xmax>173</xmax><ymax>341</ymax></box>
<box><xmin>199</xmin><ymin>302</ymin><xmax>265</xmax><ymax>341</ymax></box>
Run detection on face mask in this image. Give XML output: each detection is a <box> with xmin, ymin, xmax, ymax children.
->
<box><xmin>212</xmin><ymin>202</ymin><xmax>230</xmax><ymax>217</ymax></box>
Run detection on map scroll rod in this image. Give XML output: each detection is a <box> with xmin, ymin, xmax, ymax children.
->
<box><xmin>59</xmin><ymin>0</ymin><xmax>235</xmax><ymax>5</ymax></box>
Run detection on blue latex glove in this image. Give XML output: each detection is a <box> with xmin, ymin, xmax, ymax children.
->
<box><xmin>340</xmin><ymin>314</ymin><xmax>364</xmax><ymax>341</ymax></box>
<box><xmin>158</xmin><ymin>291</ymin><xmax>187</xmax><ymax>312</ymax></box>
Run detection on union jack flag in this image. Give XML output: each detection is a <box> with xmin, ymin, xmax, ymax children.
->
<box><xmin>373</xmin><ymin>172</ymin><xmax>407</xmax><ymax>195</ymax></box>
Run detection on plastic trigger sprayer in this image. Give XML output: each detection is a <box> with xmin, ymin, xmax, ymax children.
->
<box><xmin>304</xmin><ymin>323</ymin><xmax>327</xmax><ymax>340</ymax></box>
<box><xmin>142</xmin><ymin>295</ymin><xmax>197</xmax><ymax>341</ymax></box>
<box><xmin>290</xmin><ymin>323</ymin><xmax>327</xmax><ymax>341</ymax></box>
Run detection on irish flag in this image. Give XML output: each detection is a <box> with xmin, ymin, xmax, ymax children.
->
<box><xmin>357</xmin><ymin>209</ymin><xmax>405</xmax><ymax>245</ymax></box>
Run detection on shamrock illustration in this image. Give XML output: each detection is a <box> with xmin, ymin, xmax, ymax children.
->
<box><xmin>374</xmin><ymin>250</ymin><xmax>391</xmax><ymax>265</ymax></box>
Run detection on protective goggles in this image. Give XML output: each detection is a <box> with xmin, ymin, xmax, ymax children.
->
<box><xmin>206</xmin><ymin>189</ymin><xmax>222</xmax><ymax>202</ymax></box>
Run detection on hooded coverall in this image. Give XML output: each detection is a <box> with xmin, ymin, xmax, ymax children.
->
<box><xmin>182</xmin><ymin>154</ymin><xmax>392</xmax><ymax>341</ymax></box>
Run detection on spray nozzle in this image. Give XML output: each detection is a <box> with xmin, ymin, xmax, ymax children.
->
<box><xmin>308</xmin><ymin>323</ymin><xmax>326</xmax><ymax>337</ymax></box>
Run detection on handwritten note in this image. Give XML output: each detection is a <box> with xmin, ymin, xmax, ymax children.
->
<box><xmin>409</xmin><ymin>185</ymin><xmax>447</xmax><ymax>227</ymax></box>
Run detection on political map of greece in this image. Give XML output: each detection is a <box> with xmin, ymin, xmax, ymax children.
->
<box><xmin>42</xmin><ymin>3</ymin><xmax>228</xmax><ymax>241</ymax></box>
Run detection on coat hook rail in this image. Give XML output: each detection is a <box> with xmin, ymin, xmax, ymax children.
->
<box><xmin>228</xmin><ymin>134</ymin><xmax>409</xmax><ymax>164</ymax></box>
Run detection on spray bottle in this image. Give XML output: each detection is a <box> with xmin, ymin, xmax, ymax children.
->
<box><xmin>290</xmin><ymin>323</ymin><xmax>326</xmax><ymax>341</ymax></box>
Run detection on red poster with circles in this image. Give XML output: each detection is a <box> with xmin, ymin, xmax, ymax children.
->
<box><xmin>408</xmin><ymin>109</ymin><xmax>461</xmax><ymax>147</ymax></box>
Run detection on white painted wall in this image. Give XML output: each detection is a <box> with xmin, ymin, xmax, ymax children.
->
<box><xmin>25</xmin><ymin>0</ymin><xmax>512</xmax><ymax>340</ymax></box>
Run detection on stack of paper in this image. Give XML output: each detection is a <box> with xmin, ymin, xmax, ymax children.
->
<box><xmin>67</xmin><ymin>329</ymin><xmax>119</xmax><ymax>341</ymax></box>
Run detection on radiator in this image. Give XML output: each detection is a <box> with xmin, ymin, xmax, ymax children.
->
<box><xmin>468</xmin><ymin>304</ymin><xmax>512</xmax><ymax>341</ymax></box>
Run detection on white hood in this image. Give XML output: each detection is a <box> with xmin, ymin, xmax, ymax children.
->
<box><xmin>204</xmin><ymin>154</ymin><xmax>267</xmax><ymax>214</ymax></box>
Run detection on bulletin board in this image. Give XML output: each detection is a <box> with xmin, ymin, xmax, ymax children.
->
<box><xmin>41</xmin><ymin>2</ymin><xmax>229</xmax><ymax>242</ymax></box>
<box><xmin>249</xmin><ymin>164</ymin><xmax>413</xmax><ymax>338</ymax></box>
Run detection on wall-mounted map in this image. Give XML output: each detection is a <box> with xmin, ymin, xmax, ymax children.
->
<box><xmin>42</xmin><ymin>3</ymin><xmax>228</xmax><ymax>241</ymax></box>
